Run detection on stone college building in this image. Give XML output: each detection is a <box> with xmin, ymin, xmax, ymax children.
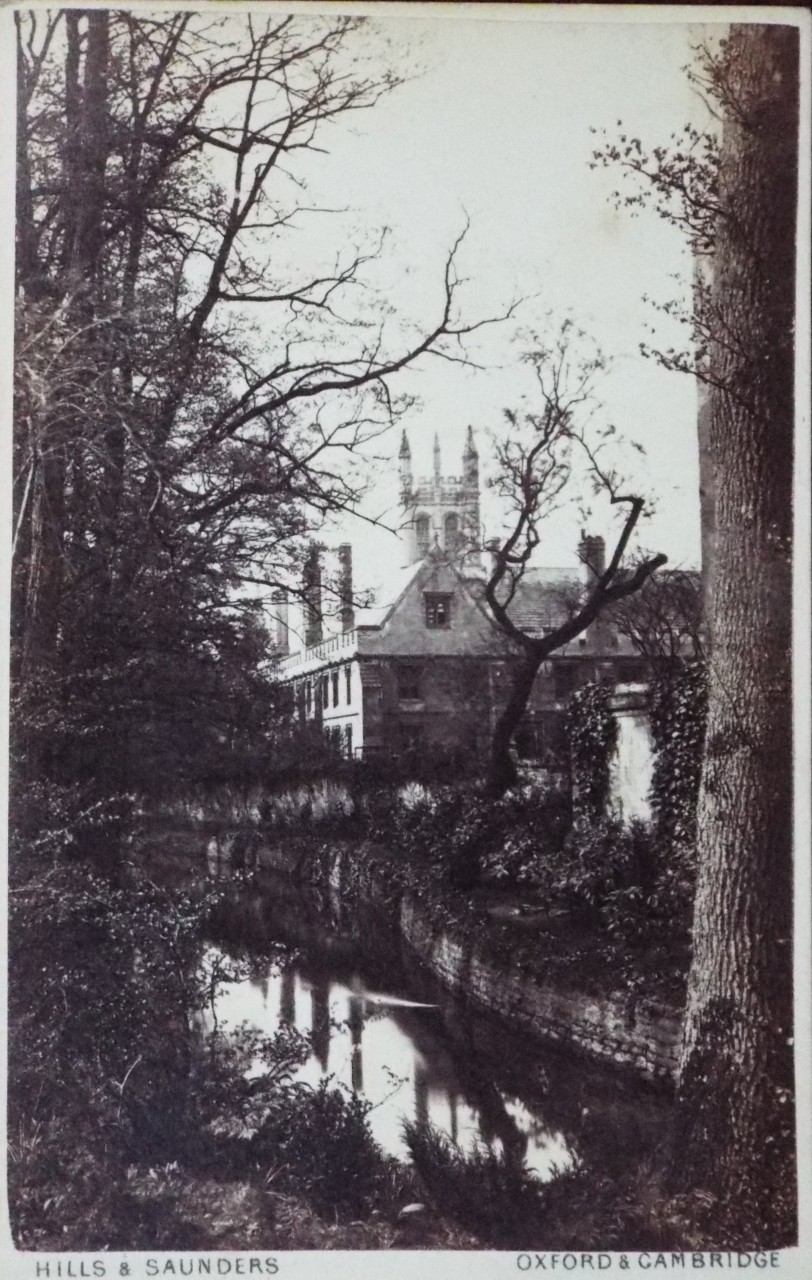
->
<box><xmin>270</xmin><ymin>430</ymin><xmax>647</xmax><ymax>764</ymax></box>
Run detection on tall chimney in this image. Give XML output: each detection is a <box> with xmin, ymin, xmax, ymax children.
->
<box><xmin>302</xmin><ymin>544</ymin><xmax>323</xmax><ymax>648</ymax></box>
<box><xmin>578</xmin><ymin>534</ymin><xmax>606</xmax><ymax>585</ymax></box>
<box><xmin>270</xmin><ymin>589</ymin><xmax>289</xmax><ymax>655</ymax></box>
<box><xmin>338</xmin><ymin>544</ymin><xmax>355</xmax><ymax>633</ymax></box>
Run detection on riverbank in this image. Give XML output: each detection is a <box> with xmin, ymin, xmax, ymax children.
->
<box><xmin>8</xmin><ymin>814</ymin><xmax>757</xmax><ymax>1255</ymax></box>
<box><xmin>149</xmin><ymin>823</ymin><xmax>684</xmax><ymax>1087</ymax></box>
<box><xmin>129</xmin><ymin>823</ymin><xmax>739</xmax><ymax>1251</ymax></box>
<box><xmin>7</xmin><ymin>850</ymin><xmax>482</xmax><ymax>1252</ymax></box>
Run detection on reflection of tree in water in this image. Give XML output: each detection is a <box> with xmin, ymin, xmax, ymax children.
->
<box><xmin>465</xmin><ymin>1067</ymin><xmax>529</xmax><ymax>1168</ymax></box>
<box><xmin>310</xmin><ymin>976</ymin><xmax>330</xmax><ymax>1072</ymax></box>
<box><xmin>207</xmin><ymin>880</ymin><xmax>667</xmax><ymax>1179</ymax></box>
<box><xmin>449</xmin><ymin>1089</ymin><xmax>459</xmax><ymax>1145</ymax></box>
<box><xmin>403</xmin><ymin>1012</ymin><xmax>528</xmax><ymax>1170</ymax></box>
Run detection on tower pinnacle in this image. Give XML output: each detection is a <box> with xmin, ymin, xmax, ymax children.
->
<box><xmin>433</xmin><ymin>432</ymin><xmax>441</xmax><ymax>483</ymax></box>
<box><xmin>399</xmin><ymin>430</ymin><xmax>413</xmax><ymax>502</ymax></box>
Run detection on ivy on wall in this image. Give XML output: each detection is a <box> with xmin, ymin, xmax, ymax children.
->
<box><xmin>567</xmin><ymin>683</ymin><xmax>618</xmax><ymax>823</ymax></box>
<box><xmin>649</xmin><ymin>659</ymin><xmax>709</xmax><ymax>850</ymax></box>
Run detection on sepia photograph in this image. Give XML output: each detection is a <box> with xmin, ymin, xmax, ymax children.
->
<box><xmin>3</xmin><ymin>1</ymin><xmax>809</xmax><ymax>1272</ymax></box>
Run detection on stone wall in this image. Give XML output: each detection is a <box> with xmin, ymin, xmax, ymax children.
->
<box><xmin>204</xmin><ymin>831</ymin><xmax>682</xmax><ymax>1087</ymax></box>
<box><xmin>606</xmin><ymin>684</ymin><xmax>655</xmax><ymax>827</ymax></box>
<box><xmin>400</xmin><ymin>895</ymin><xmax>681</xmax><ymax>1085</ymax></box>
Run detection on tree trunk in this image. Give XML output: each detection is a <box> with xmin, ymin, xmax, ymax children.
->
<box><xmin>486</xmin><ymin>650</ymin><xmax>543</xmax><ymax>796</ymax></box>
<box><xmin>673</xmin><ymin>25</ymin><xmax>797</xmax><ymax>1244</ymax></box>
<box><xmin>19</xmin><ymin>453</ymin><xmax>66</xmax><ymax>684</ymax></box>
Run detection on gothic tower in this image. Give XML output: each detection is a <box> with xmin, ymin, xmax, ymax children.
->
<box><xmin>400</xmin><ymin>428</ymin><xmax>481</xmax><ymax>566</ymax></box>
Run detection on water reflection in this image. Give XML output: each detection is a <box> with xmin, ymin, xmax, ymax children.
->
<box><xmin>206</xmin><ymin>948</ymin><xmax>575</xmax><ymax>1178</ymax></box>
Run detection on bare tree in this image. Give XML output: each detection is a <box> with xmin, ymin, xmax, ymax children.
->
<box><xmin>609</xmin><ymin>566</ymin><xmax>705</xmax><ymax>664</ymax></box>
<box><xmin>13</xmin><ymin>10</ymin><xmax>511</xmax><ymax>796</ymax></box>
<box><xmin>481</xmin><ymin>323</ymin><xmax>666</xmax><ymax>796</ymax></box>
<box><xmin>14</xmin><ymin>11</ymin><xmax>508</xmax><ymax>658</ymax></box>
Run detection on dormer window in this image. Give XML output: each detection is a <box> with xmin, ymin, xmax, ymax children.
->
<box><xmin>425</xmin><ymin>592</ymin><xmax>452</xmax><ymax>628</ymax></box>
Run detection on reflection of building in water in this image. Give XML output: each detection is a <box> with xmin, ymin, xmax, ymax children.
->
<box><xmin>209</xmin><ymin>945</ymin><xmax>578</xmax><ymax>1179</ymax></box>
<box><xmin>414</xmin><ymin>1061</ymin><xmax>430</xmax><ymax>1129</ymax></box>
<box><xmin>310</xmin><ymin>977</ymin><xmax>330</xmax><ymax>1072</ymax></box>
<box><xmin>449</xmin><ymin>1089</ymin><xmax>459</xmax><ymax>1145</ymax></box>
<box><xmin>248</xmin><ymin>972</ymin><xmax>269</xmax><ymax>1005</ymax></box>
<box><xmin>280</xmin><ymin>968</ymin><xmax>296</xmax><ymax>1025</ymax></box>
<box><xmin>349</xmin><ymin>993</ymin><xmax>364</xmax><ymax>1093</ymax></box>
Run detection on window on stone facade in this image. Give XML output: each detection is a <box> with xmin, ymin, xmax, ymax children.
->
<box><xmin>306</xmin><ymin>681</ymin><xmax>312</xmax><ymax>713</ymax></box>
<box><xmin>618</xmin><ymin>658</ymin><xmax>647</xmax><ymax>683</ymax></box>
<box><xmin>321</xmin><ymin>676</ymin><xmax>329</xmax><ymax>709</ymax></box>
<box><xmin>345</xmin><ymin>724</ymin><xmax>353</xmax><ymax>758</ymax></box>
<box><xmin>402</xmin><ymin>724</ymin><xmax>422</xmax><ymax>752</ymax></box>
<box><xmin>415</xmin><ymin>514</ymin><xmax>430</xmax><ymax>558</ymax></box>
<box><xmin>425</xmin><ymin>592</ymin><xmax>452</xmax><ymax>628</ymax></box>
<box><xmin>444</xmin><ymin>512</ymin><xmax>462</xmax><ymax>555</ymax></box>
<box><xmin>345</xmin><ymin>666</ymin><xmax>352</xmax><ymax>703</ymax></box>
<box><xmin>331</xmin><ymin>670</ymin><xmax>339</xmax><ymax>706</ymax></box>
<box><xmin>398</xmin><ymin>664</ymin><xmax>421</xmax><ymax>701</ymax></box>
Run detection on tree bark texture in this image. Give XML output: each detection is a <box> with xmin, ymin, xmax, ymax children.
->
<box><xmin>16</xmin><ymin>13</ymin><xmax>115</xmax><ymax>682</ymax></box>
<box><xmin>487</xmin><ymin>652</ymin><xmax>543</xmax><ymax>796</ymax></box>
<box><xmin>674</xmin><ymin>25</ymin><xmax>797</xmax><ymax>1243</ymax></box>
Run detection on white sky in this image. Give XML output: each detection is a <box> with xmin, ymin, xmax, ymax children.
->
<box><xmin>266</xmin><ymin>12</ymin><xmax>718</xmax><ymax>593</ymax></box>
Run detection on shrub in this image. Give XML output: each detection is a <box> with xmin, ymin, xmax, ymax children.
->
<box><xmin>405</xmin><ymin>1121</ymin><xmax>561</xmax><ymax>1246</ymax></box>
<box><xmin>252</xmin><ymin>1080</ymin><xmax>393</xmax><ymax>1219</ymax></box>
<box><xmin>479</xmin><ymin>788</ymin><xmax>573</xmax><ymax>886</ymax></box>
<box><xmin>567</xmin><ymin>683</ymin><xmax>618</xmax><ymax>822</ymax></box>
<box><xmin>258</xmin><ymin>779</ymin><xmax>356</xmax><ymax>832</ymax></box>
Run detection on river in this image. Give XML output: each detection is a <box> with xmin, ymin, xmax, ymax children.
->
<box><xmin>203</xmin><ymin>863</ymin><xmax>669</xmax><ymax>1182</ymax></box>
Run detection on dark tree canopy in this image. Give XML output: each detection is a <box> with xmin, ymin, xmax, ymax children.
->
<box><xmin>12</xmin><ymin>10</ymin><xmax>503</xmax><ymax>813</ymax></box>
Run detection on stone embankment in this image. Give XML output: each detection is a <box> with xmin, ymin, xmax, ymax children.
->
<box><xmin>205</xmin><ymin>831</ymin><xmax>682</xmax><ymax>1087</ymax></box>
<box><xmin>400</xmin><ymin>896</ymin><xmax>680</xmax><ymax>1083</ymax></box>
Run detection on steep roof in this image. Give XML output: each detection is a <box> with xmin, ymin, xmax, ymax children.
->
<box><xmin>352</xmin><ymin>559</ymin><xmax>426</xmax><ymax>629</ymax></box>
<box><xmin>357</xmin><ymin>552</ymin><xmax>509</xmax><ymax>658</ymax></box>
<box><xmin>359</xmin><ymin>559</ymin><xmax>587</xmax><ymax>641</ymax></box>
<box><xmin>495</xmin><ymin>566</ymin><xmax>581</xmax><ymax>636</ymax></box>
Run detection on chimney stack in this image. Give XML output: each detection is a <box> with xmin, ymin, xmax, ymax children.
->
<box><xmin>578</xmin><ymin>534</ymin><xmax>606</xmax><ymax>586</ymax></box>
<box><xmin>270</xmin><ymin>589</ymin><xmax>289</xmax><ymax>655</ymax></box>
<box><xmin>302</xmin><ymin>544</ymin><xmax>323</xmax><ymax>648</ymax></box>
<box><xmin>338</xmin><ymin>544</ymin><xmax>355</xmax><ymax>633</ymax></box>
